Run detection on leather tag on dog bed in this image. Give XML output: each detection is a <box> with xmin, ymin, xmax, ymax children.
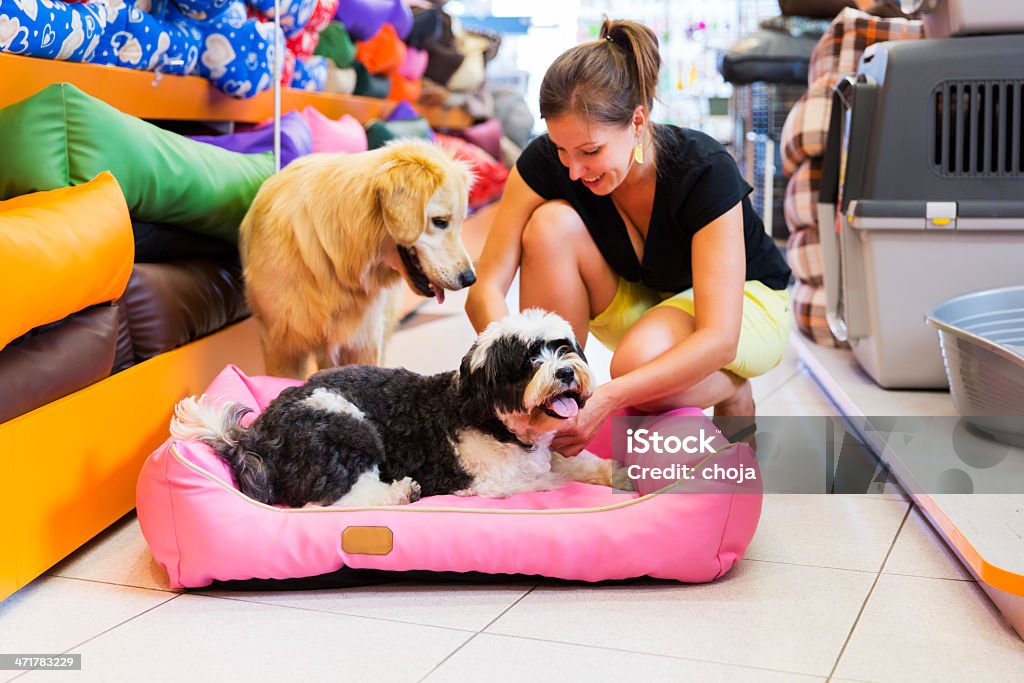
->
<box><xmin>341</xmin><ymin>526</ymin><xmax>394</xmax><ymax>555</ymax></box>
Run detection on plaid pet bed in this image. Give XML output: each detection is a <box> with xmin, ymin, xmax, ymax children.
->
<box><xmin>808</xmin><ymin>7</ymin><xmax>925</xmax><ymax>85</ymax></box>
<box><xmin>784</xmin><ymin>157</ymin><xmax>823</xmax><ymax>235</ymax></box>
<box><xmin>782</xmin><ymin>75</ymin><xmax>840</xmax><ymax>176</ymax></box>
<box><xmin>786</xmin><ymin>226</ymin><xmax>824</xmax><ymax>287</ymax></box>
<box><xmin>792</xmin><ymin>280</ymin><xmax>849</xmax><ymax>348</ymax></box>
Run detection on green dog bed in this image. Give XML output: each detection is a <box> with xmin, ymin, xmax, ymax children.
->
<box><xmin>0</xmin><ymin>83</ymin><xmax>275</xmax><ymax>243</ymax></box>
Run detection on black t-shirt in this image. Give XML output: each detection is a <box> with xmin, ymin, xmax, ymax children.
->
<box><xmin>516</xmin><ymin>124</ymin><xmax>791</xmax><ymax>292</ymax></box>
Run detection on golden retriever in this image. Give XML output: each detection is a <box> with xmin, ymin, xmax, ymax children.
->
<box><xmin>239</xmin><ymin>139</ymin><xmax>476</xmax><ymax>379</ymax></box>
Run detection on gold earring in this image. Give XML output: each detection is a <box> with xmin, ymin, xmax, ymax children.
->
<box><xmin>633</xmin><ymin>141</ymin><xmax>644</xmax><ymax>165</ymax></box>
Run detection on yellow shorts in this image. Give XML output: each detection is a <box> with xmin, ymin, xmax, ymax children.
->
<box><xmin>589</xmin><ymin>279</ymin><xmax>791</xmax><ymax>379</ymax></box>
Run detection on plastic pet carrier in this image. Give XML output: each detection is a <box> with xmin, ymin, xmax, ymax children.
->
<box><xmin>819</xmin><ymin>34</ymin><xmax>1024</xmax><ymax>389</ymax></box>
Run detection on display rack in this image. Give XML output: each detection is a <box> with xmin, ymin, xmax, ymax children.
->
<box><xmin>0</xmin><ymin>53</ymin><xmax>473</xmax><ymax>129</ymax></box>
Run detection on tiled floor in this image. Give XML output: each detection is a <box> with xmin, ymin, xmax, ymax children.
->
<box><xmin>3</xmin><ymin>284</ymin><xmax>1022</xmax><ymax>682</ymax></box>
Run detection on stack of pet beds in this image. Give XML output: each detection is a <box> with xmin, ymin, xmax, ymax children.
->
<box><xmin>315</xmin><ymin>2</ymin><xmax>520</xmax><ymax>151</ymax></box>
<box><xmin>187</xmin><ymin>97</ymin><xmax>509</xmax><ymax>209</ymax></box>
<box><xmin>780</xmin><ymin>8</ymin><xmax>923</xmax><ymax>345</ymax></box>
<box><xmin>315</xmin><ymin>0</ymin><xmax>433</xmax><ymax>102</ymax></box>
<box><xmin>0</xmin><ymin>83</ymin><xmax>273</xmax><ymax>424</ymax></box>
<box><xmin>0</xmin><ymin>0</ymin><xmax>338</xmax><ymax>97</ymax></box>
<box><xmin>319</xmin><ymin>1</ymin><xmax>492</xmax><ymax>109</ymax></box>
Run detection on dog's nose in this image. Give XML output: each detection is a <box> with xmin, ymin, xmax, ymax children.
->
<box><xmin>456</xmin><ymin>270</ymin><xmax>477</xmax><ymax>288</ymax></box>
<box><xmin>555</xmin><ymin>367</ymin><xmax>575</xmax><ymax>383</ymax></box>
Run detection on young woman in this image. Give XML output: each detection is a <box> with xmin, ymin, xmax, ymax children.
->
<box><xmin>465</xmin><ymin>19</ymin><xmax>792</xmax><ymax>455</ymax></box>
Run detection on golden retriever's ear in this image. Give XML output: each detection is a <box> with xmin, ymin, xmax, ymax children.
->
<box><xmin>374</xmin><ymin>144</ymin><xmax>446</xmax><ymax>245</ymax></box>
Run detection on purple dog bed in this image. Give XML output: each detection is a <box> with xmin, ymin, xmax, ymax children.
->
<box><xmin>190</xmin><ymin>111</ymin><xmax>313</xmax><ymax>167</ymax></box>
<box><xmin>336</xmin><ymin>0</ymin><xmax>411</xmax><ymax>41</ymax></box>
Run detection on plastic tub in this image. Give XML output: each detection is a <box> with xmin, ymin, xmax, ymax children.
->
<box><xmin>928</xmin><ymin>286</ymin><xmax>1024</xmax><ymax>446</ymax></box>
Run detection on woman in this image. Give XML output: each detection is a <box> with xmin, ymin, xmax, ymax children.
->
<box><xmin>465</xmin><ymin>19</ymin><xmax>792</xmax><ymax>456</ymax></box>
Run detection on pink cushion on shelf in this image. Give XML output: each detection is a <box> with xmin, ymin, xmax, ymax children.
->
<box><xmin>300</xmin><ymin>105</ymin><xmax>368</xmax><ymax>153</ymax></box>
<box><xmin>137</xmin><ymin>364</ymin><xmax>763</xmax><ymax>588</ymax></box>
<box><xmin>450</xmin><ymin>117</ymin><xmax>503</xmax><ymax>162</ymax></box>
<box><xmin>397</xmin><ymin>46</ymin><xmax>428</xmax><ymax>80</ymax></box>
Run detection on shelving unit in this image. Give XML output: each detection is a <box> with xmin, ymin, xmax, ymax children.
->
<box><xmin>0</xmin><ymin>53</ymin><xmax>473</xmax><ymax>129</ymax></box>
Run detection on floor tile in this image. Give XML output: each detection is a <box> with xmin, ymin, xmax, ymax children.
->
<box><xmin>486</xmin><ymin>560</ymin><xmax>876</xmax><ymax>677</ymax></box>
<box><xmin>858</xmin><ymin>477</ymin><xmax>909</xmax><ymax>503</ymax></box>
<box><xmin>882</xmin><ymin>505</ymin><xmax>973</xmax><ymax>582</ymax></box>
<box><xmin>0</xmin><ymin>576</ymin><xmax>173</xmax><ymax>682</ymax></box>
<box><xmin>23</xmin><ymin>593</ymin><xmax>471</xmax><ymax>683</ymax></box>
<box><xmin>46</xmin><ymin>513</ymin><xmax>175</xmax><ymax>593</ymax></box>
<box><xmin>423</xmin><ymin>633</ymin><xmax>825</xmax><ymax>683</ymax></box>
<box><xmin>745</xmin><ymin>495</ymin><xmax>909</xmax><ymax>572</ymax></box>
<box><xmin>758</xmin><ymin>367</ymin><xmax>841</xmax><ymax>417</ymax></box>
<box><xmin>752</xmin><ymin>415</ymin><xmax>844</xmax><ymax>494</ymax></box>
<box><xmin>387</xmin><ymin>311</ymin><xmax>477</xmax><ymax>374</ymax></box>
<box><xmin>197</xmin><ymin>580</ymin><xmax>539</xmax><ymax>632</ymax></box>
<box><xmin>834</xmin><ymin>573</ymin><xmax>1024</xmax><ymax>682</ymax></box>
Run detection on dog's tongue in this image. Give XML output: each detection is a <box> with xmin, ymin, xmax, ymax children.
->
<box><xmin>431</xmin><ymin>284</ymin><xmax>445</xmax><ymax>305</ymax></box>
<box><xmin>549</xmin><ymin>396</ymin><xmax>579</xmax><ymax>418</ymax></box>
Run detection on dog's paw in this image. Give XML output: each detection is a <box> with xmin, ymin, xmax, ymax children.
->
<box><xmin>551</xmin><ymin>451</ymin><xmax>612</xmax><ymax>487</ymax></box>
<box><xmin>392</xmin><ymin>476</ymin><xmax>421</xmax><ymax>505</ymax></box>
<box><xmin>407</xmin><ymin>478</ymin><xmax>422</xmax><ymax>503</ymax></box>
<box><xmin>611</xmin><ymin>466</ymin><xmax>637</xmax><ymax>493</ymax></box>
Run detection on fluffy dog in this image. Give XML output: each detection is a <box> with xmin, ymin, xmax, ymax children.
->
<box><xmin>170</xmin><ymin>310</ymin><xmax>612</xmax><ymax>507</ymax></box>
<box><xmin>239</xmin><ymin>138</ymin><xmax>476</xmax><ymax>379</ymax></box>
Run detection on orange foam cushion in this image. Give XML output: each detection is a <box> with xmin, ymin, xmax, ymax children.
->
<box><xmin>0</xmin><ymin>171</ymin><xmax>133</xmax><ymax>349</ymax></box>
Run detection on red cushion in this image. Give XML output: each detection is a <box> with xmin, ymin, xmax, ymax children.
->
<box><xmin>434</xmin><ymin>133</ymin><xmax>509</xmax><ymax>209</ymax></box>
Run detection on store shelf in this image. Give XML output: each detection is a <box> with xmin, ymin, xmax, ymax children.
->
<box><xmin>0</xmin><ymin>53</ymin><xmax>473</xmax><ymax>129</ymax></box>
<box><xmin>792</xmin><ymin>333</ymin><xmax>1024</xmax><ymax>635</ymax></box>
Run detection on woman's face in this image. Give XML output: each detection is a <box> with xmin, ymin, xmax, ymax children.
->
<box><xmin>545</xmin><ymin>114</ymin><xmax>637</xmax><ymax>195</ymax></box>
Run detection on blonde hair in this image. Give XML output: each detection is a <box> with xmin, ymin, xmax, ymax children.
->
<box><xmin>539</xmin><ymin>18</ymin><xmax>661</xmax><ymax>128</ymax></box>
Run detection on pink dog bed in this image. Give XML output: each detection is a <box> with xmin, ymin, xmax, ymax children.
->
<box><xmin>137</xmin><ymin>365</ymin><xmax>762</xmax><ymax>588</ymax></box>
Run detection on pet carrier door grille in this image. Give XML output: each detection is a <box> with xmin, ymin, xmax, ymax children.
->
<box><xmin>932</xmin><ymin>80</ymin><xmax>1024</xmax><ymax>177</ymax></box>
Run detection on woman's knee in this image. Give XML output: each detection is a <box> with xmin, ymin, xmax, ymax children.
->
<box><xmin>521</xmin><ymin>201</ymin><xmax>588</xmax><ymax>255</ymax></box>
<box><xmin>609</xmin><ymin>307</ymin><xmax>695</xmax><ymax>378</ymax></box>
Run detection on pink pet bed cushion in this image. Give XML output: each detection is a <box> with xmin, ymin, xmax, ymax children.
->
<box><xmin>299</xmin><ymin>106</ymin><xmax>368</xmax><ymax>153</ymax></box>
<box><xmin>137</xmin><ymin>365</ymin><xmax>762</xmax><ymax>588</ymax></box>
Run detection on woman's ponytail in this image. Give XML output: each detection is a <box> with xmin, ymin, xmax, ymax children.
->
<box><xmin>599</xmin><ymin>19</ymin><xmax>661</xmax><ymax>114</ymax></box>
<box><xmin>540</xmin><ymin>18</ymin><xmax>662</xmax><ymax>127</ymax></box>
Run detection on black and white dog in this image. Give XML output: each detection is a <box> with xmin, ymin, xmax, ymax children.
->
<box><xmin>170</xmin><ymin>309</ymin><xmax>612</xmax><ymax>507</ymax></box>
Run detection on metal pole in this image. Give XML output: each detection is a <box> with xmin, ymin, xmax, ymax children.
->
<box><xmin>273</xmin><ymin>0</ymin><xmax>282</xmax><ymax>172</ymax></box>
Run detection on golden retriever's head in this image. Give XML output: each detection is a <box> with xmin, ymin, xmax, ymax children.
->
<box><xmin>374</xmin><ymin>139</ymin><xmax>476</xmax><ymax>303</ymax></box>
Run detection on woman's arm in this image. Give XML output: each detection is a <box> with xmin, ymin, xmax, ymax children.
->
<box><xmin>605</xmin><ymin>202</ymin><xmax>746</xmax><ymax>407</ymax></box>
<box><xmin>553</xmin><ymin>203</ymin><xmax>747</xmax><ymax>455</ymax></box>
<box><xmin>465</xmin><ymin>167</ymin><xmax>547</xmax><ymax>333</ymax></box>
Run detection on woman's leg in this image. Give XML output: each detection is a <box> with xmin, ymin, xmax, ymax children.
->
<box><xmin>519</xmin><ymin>201</ymin><xmax>619</xmax><ymax>348</ymax></box>
<box><xmin>609</xmin><ymin>306</ymin><xmax>752</xmax><ymax>414</ymax></box>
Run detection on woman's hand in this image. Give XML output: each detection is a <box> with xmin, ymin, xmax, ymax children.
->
<box><xmin>551</xmin><ymin>383</ymin><xmax>619</xmax><ymax>457</ymax></box>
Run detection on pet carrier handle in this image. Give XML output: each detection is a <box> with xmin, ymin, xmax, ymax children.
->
<box><xmin>820</xmin><ymin>75</ymin><xmax>877</xmax><ymax>343</ymax></box>
<box><xmin>819</xmin><ymin>77</ymin><xmax>852</xmax><ymax>342</ymax></box>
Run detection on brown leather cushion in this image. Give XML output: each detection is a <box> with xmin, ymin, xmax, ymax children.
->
<box><xmin>0</xmin><ymin>304</ymin><xmax>119</xmax><ymax>424</ymax></box>
<box><xmin>114</xmin><ymin>299</ymin><xmax>135</xmax><ymax>373</ymax></box>
<box><xmin>122</xmin><ymin>258</ymin><xmax>248</xmax><ymax>363</ymax></box>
